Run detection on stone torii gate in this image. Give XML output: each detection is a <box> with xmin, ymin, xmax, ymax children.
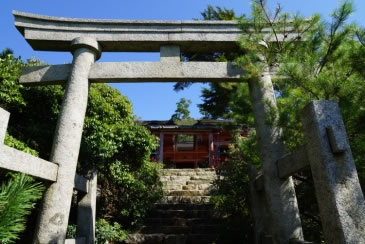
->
<box><xmin>7</xmin><ymin>10</ymin><xmax>363</xmax><ymax>244</ymax></box>
<box><xmin>12</xmin><ymin>10</ymin><xmax>301</xmax><ymax>244</ymax></box>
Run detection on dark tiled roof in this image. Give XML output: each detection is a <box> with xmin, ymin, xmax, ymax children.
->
<box><xmin>138</xmin><ymin>119</ymin><xmax>245</xmax><ymax>131</ymax></box>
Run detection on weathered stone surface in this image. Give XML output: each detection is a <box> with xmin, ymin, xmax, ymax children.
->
<box><xmin>249</xmin><ymin>166</ymin><xmax>271</xmax><ymax>244</ymax></box>
<box><xmin>19</xmin><ymin>61</ymin><xmax>244</xmax><ymax>86</ymax></box>
<box><xmin>34</xmin><ymin>38</ymin><xmax>101</xmax><ymax>244</ymax></box>
<box><xmin>165</xmin><ymin>190</ymin><xmax>205</xmax><ymax>197</ymax></box>
<box><xmin>64</xmin><ymin>238</ymin><xmax>85</xmax><ymax>244</ymax></box>
<box><xmin>254</xmin><ymin>173</ymin><xmax>264</xmax><ymax>192</ymax></box>
<box><xmin>301</xmin><ymin>100</ymin><xmax>365</xmax><ymax>244</ymax></box>
<box><xmin>14</xmin><ymin>11</ymin><xmax>301</xmax><ymax>53</ymax></box>
<box><xmin>289</xmin><ymin>239</ymin><xmax>316</xmax><ymax>244</ymax></box>
<box><xmin>276</xmin><ymin>145</ymin><xmax>309</xmax><ymax>179</ymax></box>
<box><xmin>0</xmin><ymin>145</ymin><xmax>58</xmax><ymax>182</ymax></box>
<box><xmin>76</xmin><ymin>172</ymin><xmax>97</xmax><ymax>244</ymax></box>
<box><xmin>0</xmin><ymin>106</ymin><xmax>59</xmax><ymax>182</ymax></box>
<box><xmin>74</xmin><ymin>174</ymin><xmax>88</xmax><ymax>193</ymax></box>
<box><xmin>0</xmin><ymin>107</ymin><xmax>10</xmax><ymax>143</ymax></box>
<box><xmin>13</xmin><ymin>11</ymin><xmax>239</xmax><ymax>53</ymax></box>
<box><xmin>160</xmin><ymin>45</ymin><xmax>180</xmax><ymax>62</ymax></box>
<box><xmin>65</xmin><ymin>238</ymin><xmax>86</xmax><ymax>244</ymax></box>
<box><xmin>248</xmin><ymin>70</ymin><xmax>303</xmax><ymax>243</ymax></box>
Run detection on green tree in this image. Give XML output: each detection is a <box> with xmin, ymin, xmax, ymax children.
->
<box><xmin>170</xmin><ymin>98</ymin><xmax>192</xmax><ymax>120</ymax></box>
<box><xmin>197</xmin><ymin>1</ymin><xmax>365</xmax><ymax>242</ymax></box>
<box><xmin>0</xmin><ymin>50</ymin><xmax>163</xmax><ymax>241</ymax></box>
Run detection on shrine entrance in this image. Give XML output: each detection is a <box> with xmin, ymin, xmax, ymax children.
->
<box><xmin>0</xmin><ymin>10</ymin><xmax>363</xmax><ymax>244</ymax></box>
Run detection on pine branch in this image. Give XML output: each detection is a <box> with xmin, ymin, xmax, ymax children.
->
<box><xmin>315</xmin><ymin>2</ymin><xmax>353</xmax><ymax>76</ymax></box>
<box><xmin>257</xmin><ymin>0</ymin><xmax>282</xmax><ymax>51</ymax></box>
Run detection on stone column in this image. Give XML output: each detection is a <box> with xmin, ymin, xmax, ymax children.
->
<box><xmin>248</xmin><ymin>68</ymin><xmax>303</xmax><ymax>243</ymax></box>
<box><xmin>34</xmin><ymin>37</ymin><xmax>101</xmax><ymax>244</ymax></box>
<box><xmin>76</xmin><ymin>171</ymin><xmax>97</xmax><ymax>244</ymax></box>
<box><xmin>0</xmin><ymin>107</ymin><xmax>10</xmax><ymax>143</ymax></box>
<box><xmin>248</xmin><ymin>166</ymin><xmax>271</xmax><ymax>244</ymax></box>
<box><xmin>301</xmin><ymin>101</ymin><xmax>365</xmax><ymax>244</ymax></box>
<box><xmin>160</xmin><ymin>45</ymin><xmax>180</xmax><ymax>62</ymax></box>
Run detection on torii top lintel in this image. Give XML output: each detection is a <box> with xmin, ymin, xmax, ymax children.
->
<box><xmin>13</xmin><ymin>10</ymin><xmax>244</xmax><ymax>53</ymax></box>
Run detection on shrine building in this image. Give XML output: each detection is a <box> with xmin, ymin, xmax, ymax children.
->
<box><xmin>141</xmin><ymin>120</ymin><xmax>248</xmax><ymax>168</ymax></box>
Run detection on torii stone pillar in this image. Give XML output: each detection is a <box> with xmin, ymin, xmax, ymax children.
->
<box><xmin>248</xmin><ymin>68</ymin><xmax>303</xmax><ymax>243</ymax></box>
<box><xmin>34</xmin><ymin>37</ymin><xmax>101</xmax><ymax>244</ymax></box>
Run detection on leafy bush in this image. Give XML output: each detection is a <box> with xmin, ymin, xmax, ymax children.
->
<box><xmin>211</xmin><ymin>133</ymin><xmax>259</xmax><ymax>243</ymax></box>
<box><xmin>0</xmin><ymin>51</ymin><xmax>163</xmax><ymax>240</ymax></box>
<box><xmin>96</xmin><ymin>219</ymin><xmax>127</xmax><ymax>244</ymax></box>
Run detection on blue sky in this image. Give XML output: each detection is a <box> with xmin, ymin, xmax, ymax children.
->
<box><xmin>1</xmin><ymin>0</ymin><xmax>364</xmax><ymax>120</ymax></box>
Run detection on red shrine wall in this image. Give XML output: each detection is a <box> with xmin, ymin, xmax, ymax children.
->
<box><xmin>149</xmin><ymin>130</ymin><xmax>235</xmax><ymax>168</ymax></box>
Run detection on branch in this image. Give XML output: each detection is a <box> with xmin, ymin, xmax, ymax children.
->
<box><xmin>315</xmin><ymin>3</ymin><xmax>352</xmax><ymax>76</ymax></box>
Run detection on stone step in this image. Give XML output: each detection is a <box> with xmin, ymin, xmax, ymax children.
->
<box><xmin>182</xmin><ymin>184</ymin><xmax>213</xmax><ymax>191</ymax></box>
<box><xmin>160</xmin><ymin>176</ymin><xmax>191</xmax><ymax>181</ymax></box>
<box><xmin>149</xmin><ymin>209</ymin><xmax>213</xmax><ymax>219</ymax></box>
<box><xmin>163</xmin><ymin>172</ymin><xmax>217</xmax><ymax>178</ymax></box>
<box><xmin>186</xmin><ymin>180</ymin><xmax>214</xmax><ymax>185</ymax></box>
<box><xmin>162</xmin><ymin>170</ymin><xmax>215</xmax><ymax>175</ymax></box>
<box><xmin>189</xmin><ymin>176</ymin><xmax>216</xmax><ymax>181</ymax></box>
<box><xmin>124</xmin><ymin>233</ymin><xmax>166</xmax><ymax>244</ymax></box>
<box><xmin>140</xmin><ymin>224</ymin><xmax>221</xmax><ymax>235</ymax></box>
<box><xmin>144</xmin><ymin>217</ymin><xmax>221</xmax><ymax>226</ymax></box>
<box><xmin>160</xmin><ymin>196</ymin><xmax>211</xmax><ymax>204</ymax></box>
<box><xmin>162</xmin><ymin>169</ymin><xmax>216</xmax><ymax>173</ymax></box>
<box><xmin>124</xmin><ymin>233</ymin><xmax>222</xmax><ymax>244</ymax></box>
<box><xmin>153</xmin><ymin>203</ymin><xmax>214</xmax><ymax>211</ymax></box>
<box><xmin>186</xmin><ymin>234</ymin><xmax>222</xmax><ymax>244</ymax></box>
<box><xmin>165</xmin><ymin>190</ymin><xmax>206</xmax><ymax>197</ymax></box>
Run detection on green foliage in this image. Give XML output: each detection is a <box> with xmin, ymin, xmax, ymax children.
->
<box><xmin>66</xmin><ymin>224</ymin><xmax>76</xmax><ymax>239</ymax></box>
<box><xmin>4</xmin><ymin>134</ymin><xmax>38</xmax><ymax>157</ymax></box>
<box><xmin>99</xmin><ymin>161</ymin><xmax>163</xmax><ymax>228</ymax></box>
<box><xmin>201</xmin><ymin>5</ymin><xmax>236</xmax><ymax>21</ymax></box>
<box><xmin>95</xmin><ymin>219</ymin><xmax>127</xmax><ymax>244</ymax></box>
<box><xmin>211</xmin><ymin>134</ymin><xmax>259</xmax><ymax>242</ymax></box>
<box><xmin>0</xmin><ymin>49</ymin><xmax>25</xmax><ymax>111</ymax></box>
<box><xmin>0</xmin><ymin>131</ymin><xmax>44</xmax><ymax>243</ymax></box>
<box><xmin>0</xmin><ymin>174</ymin><xmax>44</xmax><ymax>243</ymax></box>
<box><xmin>174</xmin><ymin>5</ymin><xmax>240</xmax><ymax>92</ymax></box>
<box><xmin>0</xmin><ymin>51</ymin><xmax>163</xmax><ymax>240</ymax></box>
<box><xmin>170</xmin><ymin>98</ymin><xmax>192</xmax><ymax>120</ymax></box>
<box><xmin>202</xmin><ymin>1</ymin><xmax>365</xmax><ymax>243</ymax></box>
<box><xmin>79</xmin><ymin>83</ymin><xmax>163</xmax><ymax>230</ymax></box>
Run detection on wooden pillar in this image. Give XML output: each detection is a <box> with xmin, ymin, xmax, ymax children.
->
<box><xmin>208</xmin><ymin>133</ymin><xmax>214</xmax><ymax>168</ymax></box>
<box><xmin>159</xmin><ymin>132</ymin><xmax>164</xmax><ymax>163</ymax></box>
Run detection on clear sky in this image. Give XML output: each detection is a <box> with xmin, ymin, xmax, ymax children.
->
<box><xmin>1</xmin><ymin>0</ymin><xmax>364</xmax><ymax>120</ymax></box>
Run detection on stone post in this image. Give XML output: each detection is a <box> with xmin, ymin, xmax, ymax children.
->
<box><xmin>248</xmin><ymin>166</ymin><xmax>271</xmax><ymax>244</ymax></box>
<box><xmin>301</xmin><ymin>101</ymin><xmax>365</xmax><ymax>244</ymax></box>
<box><xmin>248</xmin><ymin>69</ymin><xmax>303</xmax><ymax>243</ymax></box>
<box><xmin>0</xmin><ymin>107</ymin><xmax>10</xmax><ymax>143</ymax></box>
<box><xmin>34</xmin><ymin>37</ymin><xmax>101</xmax><ymax>244</ymax></box>
<box><xmin>160</xmin><ymin>45</ymin><xmax>180</xmax><ymax>62</ymax></box>
<box><xmin>76</xmin><ymin>171</ymin><xmax>97</xmax><ymax>244</ymax></box>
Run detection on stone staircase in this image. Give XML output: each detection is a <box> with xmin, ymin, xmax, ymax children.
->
<box><xmin>125</xmin><ymin>168</ymin><xmax>225</xmax><ymax>244</ymax></box>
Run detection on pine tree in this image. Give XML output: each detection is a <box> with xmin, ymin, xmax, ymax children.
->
<box><xmin>0</xmin><ymin>174</ymin><xmax>44</xmax><ymax>243</ymax></box>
